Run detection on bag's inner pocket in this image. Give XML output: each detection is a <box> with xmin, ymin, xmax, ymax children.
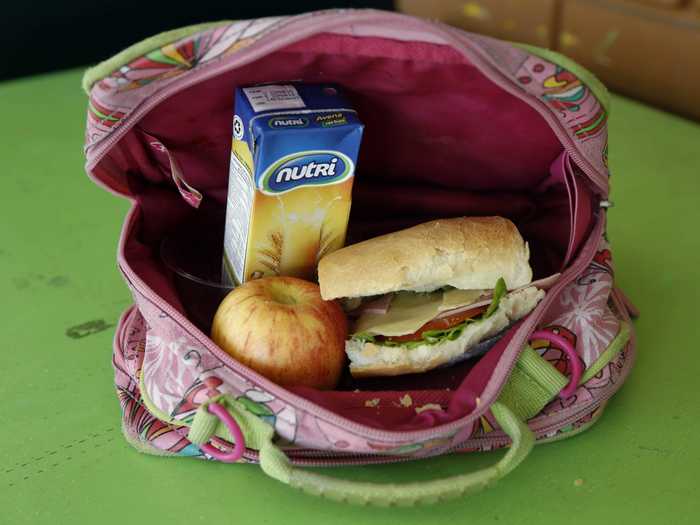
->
<box><xmin>98</xmin><ymin>32</ymin><xmax>601</xmax><ymax>430</ymax></box>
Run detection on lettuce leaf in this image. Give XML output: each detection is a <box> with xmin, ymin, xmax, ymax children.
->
<box><xmin>352</xmin><ymin>332</ymin><xmax>377</xmax><ymax>344</ymax></box>
<box><xmin>351</xmin><ymin>277</ymin><xmax>507</xmax><ymax>349</ymax></box>
<box><xmin>484</xmin><ymin>277</ymin><xmax>507</xmax><ymax>319</ymax></box>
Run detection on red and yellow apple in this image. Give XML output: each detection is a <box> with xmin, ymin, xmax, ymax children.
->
<box><xmin>211</xmin><ymin>276</ymin><xmax>347</xmax><ymax>390</ymax></box>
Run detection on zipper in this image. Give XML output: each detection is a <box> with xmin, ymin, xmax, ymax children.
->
<box><xmin>101</xmin><ymin>10</ymin><xmax>612</xmax><ymax>443</ymax></box>
<box><xmin>243</xmin><ymin>448</ymin><xmax>416</xmax><ymax>467</ymax></box>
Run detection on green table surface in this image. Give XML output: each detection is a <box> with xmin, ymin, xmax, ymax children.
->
<box><xmin>2</xmin><ymin>68</ymin><xmax>699</xmax><ymax>525</ymax></box>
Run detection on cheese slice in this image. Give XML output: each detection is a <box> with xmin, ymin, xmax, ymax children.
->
<box><xmin>353</xmin><ymin>288</ymin><xmax>496</xmax><ymax>337</ymax></box>
<box><xmin>439</xmin><ymin>289</ymin><xmax>489</xmax><ymax>312</ymax></box>
<box><xmin>353</xmin><ymin>291</ymin><xmax>443</xmax><ymax>336</ymax></box>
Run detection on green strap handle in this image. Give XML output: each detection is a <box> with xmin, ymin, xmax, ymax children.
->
<box><xmin>189</xmin><ymin>399</ymin><xmax>534</xmax><ymax>506</ymax></box>
<box><xmin>82</xmin><ymin>21</ymin><xmax>231</xmax><ymax>93</ymax></box>
<box><xmin>285</xmin><ymin>401</ymin><xmax>534</xmax><ymax>506</ymax></box>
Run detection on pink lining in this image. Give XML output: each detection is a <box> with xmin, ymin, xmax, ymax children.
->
<box><xmin>98</xmin><ymin>32</ymin><xmax>598</xmax><ymax>431</ymax></box>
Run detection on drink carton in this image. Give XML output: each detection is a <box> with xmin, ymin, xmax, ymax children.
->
<box><xmin>223</xmin><ymin>83</ymin><xmax>363</xmax><ymax>284</ymax></box>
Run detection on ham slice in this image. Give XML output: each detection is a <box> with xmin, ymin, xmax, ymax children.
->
<box><xmin>434</xmin><ymin>273</ymin><xmax>560</xmax><ymax>319</ymax></box>
<box><xmin>361</xmin><ymin>294</ymin><xmax>394</xmax><ymax>315</ymax></box>
<box><xmin>435</xmin><ymin>296</ymin><xmax>493</xmax><ymax>319</ymax></box>
<box><xmin>349</xmin><ymin>293</ymin><xmax>394</xmax><ymax>317</ymax></box>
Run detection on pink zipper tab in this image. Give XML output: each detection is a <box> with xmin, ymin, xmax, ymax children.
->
<box><xmin>199</xmin><ymin>402</ymin><xmax>246</xmax><ymax>463</ymax></box>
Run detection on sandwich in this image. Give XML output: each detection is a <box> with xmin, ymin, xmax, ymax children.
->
<box><xmin>317</xmin><ymin>216</ymin><xmax>545</xmax><ymax>377</ymax></box>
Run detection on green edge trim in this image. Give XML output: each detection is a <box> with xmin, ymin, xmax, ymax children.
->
<box><xmin>138</xmin><ymin>371</ymin><xmax>187</xmax><ymax>427</ymax></box>
<box><xmin>81</xmin><ymin>20</ymin><xmax>233</xmax><ymax>94</ymax></box>
<box><xmin>575</xmin><ymin>110</ymin><xmax>608</xmax><ymax>136</ymax></box>
<box><xmin>120</xmin><ymin>421</ymin><xmax>181</xmax><ymax>457</ymax></box>
<box><xmin>512</xmin><ymin>43</ymin><xmax>611</xmax><ymax>114</ymax></box>
<box><xmin>87</xmin><ymin>101</ymin><xmax>119</xmax><ymax>121</ymax></box>
<box><xmin>137</xmin><ymin>372</ymin><xmax>239</xmax><ymax>445</ymax></box>
<box><xmin>580</xmin><ymin>321</ymin><xmax>631</xmax><ymax>384</ymax></box>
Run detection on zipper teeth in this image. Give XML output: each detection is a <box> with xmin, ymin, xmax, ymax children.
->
<box><xmin>98</xmin><ymin>11</ymin><xmax>610</xmax><ymax>442</ymax></box>
<box><xmin>242</xmin><ymin>449</ymin><xmax>417</xmax><ymax>467</ymax></box>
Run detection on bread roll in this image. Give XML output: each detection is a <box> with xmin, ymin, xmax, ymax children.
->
<box><xmin>318</xmin><ymin>216</ymin><xmax>532</xmax><ymax>300</ymax></box>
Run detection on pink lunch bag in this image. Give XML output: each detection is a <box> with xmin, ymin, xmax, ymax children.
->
<box><xmin>82</xmin><ymin>9</ymin><xmax>638</xmax><ymax>506</ymax></box>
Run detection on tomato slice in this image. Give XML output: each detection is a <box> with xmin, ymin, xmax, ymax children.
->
<box><xmin>382</xmin><ymin>305</ymin><xmax>488</xmax><ymax>344</ymax></box>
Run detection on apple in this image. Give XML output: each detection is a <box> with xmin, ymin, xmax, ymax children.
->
<box><xmin>211</xmin><ymin>276</ymin><xmax>347</xmax><ymax>390</ymax></box>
